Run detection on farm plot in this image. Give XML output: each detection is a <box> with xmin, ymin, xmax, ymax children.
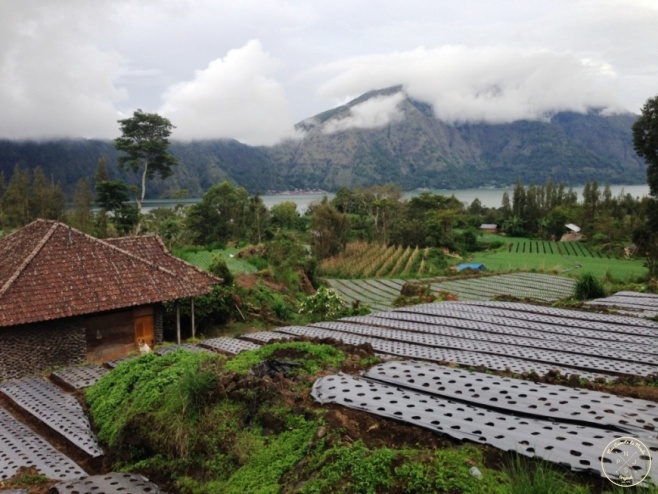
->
<box><xmin>326</xmin><ymin>273</ymin><xmax>575</xmax><ymax>311</ymax></box>
<box><xmin>319</xmin><ymin>242</ymin><xmax>436</xmax><ymax>278</ymax></box>
<box><xmin>585</xmin><ymin>291</ymin><xmax>658</xmax><ymax>319</ymax></box>
<box><xmin>261</xmin><ymin>300</ymin><xmax>658</xmax><ymax>381</ymax></box>
<box><xmin>473</xmin><ymin>238</ymin><xmax>646</xmax><ymax>280</ymax></box>
<box><xmin>312</xmin><ymin>363</ymin><xmax>658</xmax><ymax>485</ymax></box>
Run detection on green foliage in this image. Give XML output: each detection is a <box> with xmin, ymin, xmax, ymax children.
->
<box><xmin>300</xmin><ymin>442</ymin><xmax>508</xmax><ymax>494</ymax></box>
<box><xmin>299</xmin><ymin>287</ymin><xmax>369</xmax><ymax>322</ymax></box>
<box><xmin>186</xmin><ymin>420</ymin><xmax>317</xmax><ymax>494</ymax></box>
<box><xmin>503</xmin><ymin>454</ymin><xmax>589</xmax><ymax>494</ymax></box>
<box><xmin>208</xmin><ymin>256</ymin><xmax>234</xmax><ymax>285</ymax></box>
<box><xmin>85</xmin><ymin>350</ymin><xmax>217</xmax><ymax>447</ymax></box>
<box><xmin>310</xmin><ymin>197</ymin><xmax>350</xmax><ymax>259</ymax></box>
<box><xmin>224</xmin><ymin>341</ymin><xmax>346</xmax><ymax>376</ymax></box>
<box><xmin>115</xmin><ymin>109</ymin><xmax>178</xmax><ymax>211</ymax></box>
<box><xmin>573</xmin><ymin>273</ymin><xmax>606</xmax><ymax>300</ymax></box>
<box><xmin>633</xmin><ymin>94</ymin><xmax>658</xmax><ymax>197</ymax></box>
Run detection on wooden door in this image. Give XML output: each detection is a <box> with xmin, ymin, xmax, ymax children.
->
<box><xmin>134</xmin><ymin>315</ymin><xmax>154</xmax><ymax>350</ymax></box>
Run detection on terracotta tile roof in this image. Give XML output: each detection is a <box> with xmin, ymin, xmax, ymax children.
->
<box><xmin>0</xmin><ymin>220</ymin><xmax>220</xmax><ymax>327</ymax></box>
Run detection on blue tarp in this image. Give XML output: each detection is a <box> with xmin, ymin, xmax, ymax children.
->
<box><xmin>456</xmin><ymin>263</ymin><xmax>486</xmax><ymax>271</ymax></box>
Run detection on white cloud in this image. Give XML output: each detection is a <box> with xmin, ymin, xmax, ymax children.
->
<box><xmin>322</xmin><ymin>92</ymin><xmax>405</xmax><ymax>133</ymax></box>
<box><xmin>313</xmin><ymin>45</ymin><xmax>624</xmax><ymax>125</ymax></box>
<box><xmin>159</xmin><ymin>40</ymin><xmax>297</xmax><ymax>145</ymax></box>
<box><xmin>0</xmin><ymin>1</ymin><xmax>126</xmax><ymax>139</ymax></box>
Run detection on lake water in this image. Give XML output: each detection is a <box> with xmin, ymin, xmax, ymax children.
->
<box><xmin>142</xmin><ymin>184</ymin><xmax>650</xmax><ymax>213</ymax></box>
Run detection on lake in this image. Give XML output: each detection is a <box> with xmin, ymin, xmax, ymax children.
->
<box><xmin>142</xmin><ymin>184</ymin><xmax>650</xmax><ymax>213</ymax></box>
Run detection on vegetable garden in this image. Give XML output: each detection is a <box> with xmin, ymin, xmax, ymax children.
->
<box><xmin>319</xmin><ymin>242</ymin><xmax>440</xmax><ymax>278</ymax></box>
<box><xmin>326</xmin><ymin>272</ymin><xmax>576</xmax><ymax>312</ymax></box>
<box><xmin>472</xmin><ymin>237</ymin><xmax>647</xmax><ymax>280</ymax></box>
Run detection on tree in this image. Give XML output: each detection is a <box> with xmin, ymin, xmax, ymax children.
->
<box><xmin>115</xmin><ymin>109</ymin><xmax>178</xmax><ymax>230</ymax></box>
<box><xmin>4</xmin><ymin>165</ymin><xmax>30</xmax><ymax>227</ymax></box>
<box><xmin>632</xmin><ymin>94</ymin><xmax>658</xmax><ymax>196</ymax></box>
<box><xmin>632</xmin><ymin>95</ymin><xmax>658</xmax><ymax>276</ymax></box>
<box><xmin>95</xmin><ymin>180</ymin><xmax>138</xmax><ymax>236</ymax></box>
<box><xmin>186</xmin><ymin>181</ymin><xmax>250</xmax><ymax>245</ymax></box>
<box><xmin>310</xmin><ymin>198</ymin><xmax>350</xmax><ymax>259</ymax></box>
<box><xmin>70</xmin><ymin>178</ymin><xmax>94</xmax><ymax>233</ymax></box>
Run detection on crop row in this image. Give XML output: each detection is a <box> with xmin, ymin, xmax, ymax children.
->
<box><xmin>326</xmin><ymin>273</ymin><xmax>575</xmax><ymax>310</ymax></box>
<box><xmin>506</xmin><ymin>241</ymin><xmax>607</xmax><ymax>258</ymax></box>
<box><xmin>319</xmin><ymin>242</ymin><xmax>428</xmax><ymax>278</ymax></box>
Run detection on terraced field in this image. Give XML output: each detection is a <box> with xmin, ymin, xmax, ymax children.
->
<box><xmin>326</xmin><ymin>272</ymin><xmax>576</xmax><ymax>311</ymax></box>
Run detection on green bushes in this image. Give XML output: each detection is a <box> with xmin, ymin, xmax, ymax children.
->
<box><xmin>573</xmin><ymin>273</ymin><xmax>606</xmax><ymax>300</ymax></box>
<box><xmin>299</xmin><ymin>287</ymin><xmax>370</xmax><ymax>322</ymax></box>
<box><xmin>85</xmin><ymin>350</ymin><xmax>218</xmax><ymax>447</ymax></box>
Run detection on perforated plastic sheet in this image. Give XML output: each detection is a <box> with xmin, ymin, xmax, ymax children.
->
<box><xmin>419</xmin><ymin>301</ymin><xmax>658</xmax><ymax>331</ymax></box>
<box><xmin>199</xmin><ymin>337</ymin><xmax>261</xmax><ymax>355</ymax></box>
<box><xmin>365</xmin><ymin>361</ymin><xmax>658</xmax><ymax>434</ymax></box>
<box><xmin>239</xmin><ymin>331</ymin><xmax>295</xmax><ymax>343</ymax></box>
<box><xmin>154</xmin><ymin>344</ymin><xmax>214</xmax><ymax>356</ymax></box>
<box><xmin>362</xmin><ymin>310</ymin><xmax>658</xmax><ymax>353</ymax></box>
<box><xmin>50</xmin><ymin>365</ymin><xmax>109</xmax><ymax>390</ymax></box>
<box><xmin>311</xmin><ymin>374</ymin><xmax>658</xmax><ymax>483</ymax></box>
<box><xmin>273</xmin><ymin>326</ymin><xmax>610</xmax><ymax>381</ymax></box>
<box><xmin>0</xmin><ymin>378</ymin><xmax>103</xmax><ymax>457</ymax></box>
<box><xmin>586</xmin><ymin>292</ymin><xmax>658</xmax><ymax>319</ymax></box>
<box><xmin>337</xmin><ymin>316</ymin><xmax>658</xmax><ymax>365</ymax></box>
<box><xmin>52</xmin><ymin>472</ymin><xmax>161</xmax><ymax>493</ymax></box>
<box><xmin>0</xmin><ymin>405</ymin><xmax>86</xmax><ymax>481</ymax></box>
<box><xmin>307</xmin><ymin>319</ymin><xmax>654</xmax><ymax>377</ymax></box>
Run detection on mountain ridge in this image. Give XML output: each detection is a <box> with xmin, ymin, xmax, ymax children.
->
<box><xmin>0</xmin><ymin>87</ymin><xmax>646</xmax><ymax>197</ymax></box>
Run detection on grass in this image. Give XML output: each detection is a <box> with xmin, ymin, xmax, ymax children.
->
<box><xmin>175</xmin><ymin>247</ymin><xmax>257</xmax><ymax>274</ymax></box>
<box><xmin>471</xmin><ymin>235</ymin><xmax>647</xmax><ymax>281</ymax></box>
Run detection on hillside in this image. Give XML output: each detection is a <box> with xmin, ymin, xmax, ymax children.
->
<box><xmin>0</xmin><ymin>87</ymin><xmax>646</xmax><ymax>196</ymax></box>
<box><xmin>267</xmin><ymin>87</ymin><xmax>646</xmax><ymax>190</ymax></box>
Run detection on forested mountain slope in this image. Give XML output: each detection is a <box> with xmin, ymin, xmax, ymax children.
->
<box><xmin>0</xmin><ymin>87</ymin><xmax>645</xmax><ymax>196</ymax></box>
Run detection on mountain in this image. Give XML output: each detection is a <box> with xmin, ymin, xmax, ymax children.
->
<box><xmin>266</xmin><ymin>86</ymin><xmax>646</xmax><ymax>190</ymax></box>
<box><xmin>0</xmin><ymin>87</ymin><xmax>647</xmax><ymax>197</ymax></box>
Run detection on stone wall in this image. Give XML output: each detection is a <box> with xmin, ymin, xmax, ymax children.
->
<box><xmin>0</xmin><ymin>317</ymin><xmax>86</xmax><ymax>381</ymax></box>
<box><xmin>154</xmin><ymin>303</ymin><xmax>164</xmax><ymax>345</ymax></box>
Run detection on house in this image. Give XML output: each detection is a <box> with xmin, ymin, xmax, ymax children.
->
<box><xmin>0</xmin><ymin>219</ymin><xmax>220</xmax><ymax>380</ymax></box>
<box><xmin>479</xmin><ymin>224</ymin><xmax>498</xmax><ymax>233</ymax></box>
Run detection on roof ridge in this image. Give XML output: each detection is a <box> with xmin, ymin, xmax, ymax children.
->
<box><xmin>0</xmin><ymin>221</ymin><xmax>59</xmax><ymax>298</ymax></box>
<box><xmin>77</xmin><ymin>230</ymin><xmax>181</xmax><ymax>279</ymax></box>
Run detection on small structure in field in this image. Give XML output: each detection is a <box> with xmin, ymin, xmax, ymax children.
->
<box><xmin>561</xmin><ymin>223</ymin><xmax>584</xmax><ymax>242</ymax></box>
<box><xmin>456</xmin><ymin>263</ymin><xmax>487</xmax><ymax>272</ymax></box>
<box><xmin>479</xmin><ymin>223</ymin><xmax>498</xmax><ymax>233</ymax></box>
<box><xmin>0</xmin><ymin>219</ymin><xmax>220</xmax><ymax>380</ymax></box>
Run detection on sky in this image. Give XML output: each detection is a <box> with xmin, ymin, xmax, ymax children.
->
<box><xmin>1</xmin><ymin>0</ymin><xmax>657</xmax><ymax>145</ymax></box>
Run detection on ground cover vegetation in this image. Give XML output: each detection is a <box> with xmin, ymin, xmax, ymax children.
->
<box><xmin>82</xmin><ymin>344</ymin><xmax>653</xmax><ymax>494</ymax></box>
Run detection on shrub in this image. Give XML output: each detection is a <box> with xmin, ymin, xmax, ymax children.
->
<box><xmin>299</xmin><ymin>287</ymin><xmax>369</xmax><ymax>322</ymax></box>
<box><xmin>573</xmin><ymin>273</ymin><xmax>606</xmax><ymax>300</ymax></box>
<box><xmin>208</xmin><ymin>256</ymin><xmax>234</xmax><ymax>285</ymax></box>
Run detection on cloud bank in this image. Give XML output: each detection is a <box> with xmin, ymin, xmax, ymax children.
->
<box><xmin>314</xmin><ymin>46</ymin><xmax>623</xmax><ymax>125</ymax></box>
<box><xmin>160</xmin><ymin>40</ymin><xmax>297</xmax><ymax>145</ymax></box>
<box><xmin>0</xmin><ymin>1</ymin><xmax>126</xmax><ymax>139</ymax></box>
<box><xmin>321</xmin><ymin>92</ymin><xmax>405</xmax><ymax>133</ymax></box>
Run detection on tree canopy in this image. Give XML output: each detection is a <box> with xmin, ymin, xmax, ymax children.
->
<box><xmin>632</xmin><ymin>94</ymin><xmax>658</xmax><ymax>197</ymax></box>
<box><xmin>115</xmin><ymin>110</ymin><xmax>178</xmax><ymax>217</ymax></box>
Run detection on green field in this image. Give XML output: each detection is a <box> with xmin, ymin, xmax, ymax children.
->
<box><xmin>176</xmin><ymin>248</ymin><xmax>257</xmax><ymax>274</ymax></box>
<box><xmin>471</xmin><ymin>236</ymin><xmax>647</xmax><ymax>281</ymax></box>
